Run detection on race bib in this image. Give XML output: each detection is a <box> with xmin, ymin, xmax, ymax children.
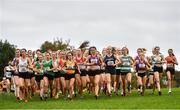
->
<box><xmin>91</xmin><ymin>58</ymin><xmax>98</xmax><ymax>64</ymax></box>
<box><xmin>44</xmin><ymin>67</ymin><xmax>50</xmax><ymax>71</ymax></box>
<box><xmin>67</xmin><ymin>66</ymin><xmax>75</xmax><ymax>70</ymax></box>
<box><xmin>107</xmin><ymin>61</ymin><xmax>114</xmax><ymax>66</ymax></box>
<box><xmin>79</xmin><ymin>64</ymin><xmax>86</xmax><ymax>70</ymax></box>
<box><xmin>53</xmin><ymin>69</ymin><xmax>58</xmax><ymax>72</ymax></box>
<box><xmin>123</xmin><ymin>62</ymin><xmax>130</xmax><ymax>66</ymax></box>
<box><xmin>20</xmin><ymin>67</ymin><xmax>27</xmax><ymax>72</ymax></box>
<box><xmin>138</xmin><ymin>63</ymin><xmax>146</xmax><ymax>68</ymax></box>
<box><xmin>167</xmin><ymin>64</ymin><xmax>174</xmax><ymax>68</ymax></box>
<box><xmin>28</xmin><ymin>68</ymin><xmax>33</xmax><ymax>73</ymax></box>
<box><xmin>5</xmin><ymin>72</ymin><xmax>12</xmax><ymax>78</ymax></box>
<box><xmin>154</xmin><ymin>56</ymin><xmax>162</xmax><ymax>64</ymax></box>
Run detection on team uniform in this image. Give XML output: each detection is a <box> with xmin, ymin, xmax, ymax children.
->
<box><xmin>151</xmin><ymin>54</ymin><xmax>164</xmax><ymax>73</ymax></box>
<box><xmin>43</xmin><ymin>60</ymin><xmax>55</xmax><ymax>80</ymax></box>
<box><xmin>87</xmin><ymin>55</ymin><xmax>101</xmax><ymax>76</ymax></box>
<box><xmin>64</xmin><ymin>60</ymin><xmax>76</xmax><ymax>80</ymax></box>
<box><xmin>165</xmin><ymin>56</ymin><xmax>175</xmax><ymax>75</ymax></box>
<box><xmin>18</xmin><ymin>58</ymin><xmax>30</xmax><ymax>79</ymax></box>
<box><xmin>135</xmin><ymin>57</ymin><xmax>148</xmax><ymax>78</ymax></box>
<box><xmin>120</xmin><ymin>55</ymin><xmax>132</xmax><ymax>75</ymax></box>
<box><xmin>58</xmin><ymin>58</ymin><xmax>66</xmax><ymax>78</ymax></box>
<box><xmin>104</xmin><ymin>54</ymin><xmax>116</xmax><ymax>75</ymax></box>
<box><xmin>75</xmin><ymin>57</ymin><xmax>87</xmax><ymax>76</ymax></box>
<box><xmin>34</xmin><ymin>61</ymin><xmax>44</xmax><ymax>82</ymax></box>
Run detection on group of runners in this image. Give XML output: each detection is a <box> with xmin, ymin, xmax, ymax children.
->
<box><xmin>2</xmin><ymin>46</ymin><xmax>178</xmax><ymax>102</ymax></box>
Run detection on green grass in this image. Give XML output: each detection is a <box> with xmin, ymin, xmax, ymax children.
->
<box><xmin>0</xmin><ymin>88</ymin><xmax>180</xmax><ymax>109</ymax></box>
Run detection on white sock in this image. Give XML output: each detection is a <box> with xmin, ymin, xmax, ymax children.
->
<box><xmin>169</xmin><ymin>89</ymin><xmax>171</xmax><ymax>92</ymax></box>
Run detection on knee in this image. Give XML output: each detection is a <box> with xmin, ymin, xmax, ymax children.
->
<box><xmin>40</xmin><ymin>85</ymin><xmax>43</xmax><ymax>89</ymax></box>
<box><xmin>62</xmin><ymin>84</ymin><xmax>66</xmax><ymax>89</ymax></box>
<box><xmin>52</xmin><ymin>84</ymin><xmax>56</xmax><ymax>89</ymax></box>
<box><xmin>16</xmin><ymin>85</ymin><xmax>19</xmax><ymax>88</ymax></box>
<box><xmin>156</xmin><ymin>80</ymin><xmax>160</xmax><ymax>83</ymax></box>
<box><xmin>127</xmin><ymin>80</ymin><xmax>131</xmax><ymax>84</ymax></box>
<box><xmin>138</xmin><ymin>82</ymin><xmax>142</xmax><ymax>86</ymax></box>
<box><xmin>139</xmin><ymin>82</ymin><xmax>143</xmax><ymax>86</ymax></box>
<box><xmin>94</xmin><ymin>82</ymin><xmax>98</xmax><ymax>86</ymax></box>
<box><xmin>19</xmin><ymin>82</ymin><xmax>24</xmax><ymax>88</ymax></box>
<box><xmin>78</xmin><ymin>81</ymin><xmax>82</xmax><ymax>86</ymax></box>
<box><xmin>168</xmin><ymin>78</ymin><xmax>171</xmax><ymax>81</ymax></box>
<box><xmin>70</xmin><ymin>85</ymin><xmax>73</xmax><ymax>90</ymax></box>
<box><xmin>27</xmin><ymin>83</ymin><xmax>31</xmax><ymax>87</ymax></box>
<box><xmin>65</xmin><ymin>85</ymin><xmax>69</xmax><ymax>90</ymax></box>
<box><xmin>81</xmin><ymin>81</ymin><xmax>86</xmax><ymax>87</ymax></box>
<box><xmin>19</xmin><ymin>86</ymin><xmax>25</xmax><ymax>90</ymax></box>
<box><xmin>44</xmin><ymin>83</ymin><xmax>48</xmax><ymax>88</ymax></box>
<box><xmin>106</xmin><ymin>79</ymin><xmax>111</xmax><ymax>84</ymax></box>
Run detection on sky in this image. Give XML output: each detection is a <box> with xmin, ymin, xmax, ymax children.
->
<box><xmin>0</xmin><ymin>0</ymin><xmax>180</xmax><ymax>69</ymax></box>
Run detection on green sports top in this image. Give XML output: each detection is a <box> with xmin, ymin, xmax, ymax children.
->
<box><xmin>35</xmin><ymin>61</ymin><xmax>44</xmax><ymax>75</ymax></box>
<box><xmin>35</xmin><ymin>61</ymin><xmax>42</xmax><ymax>69</ymax></box>
<box><xmin>120</xmin><ymin>55</ymin><xmax>132</xmax><ymax>72</ymax></box>
<box><xmin>43</xmin><ymin>60</ymin><xmax>53</xmax><ymax>71</ymax></box>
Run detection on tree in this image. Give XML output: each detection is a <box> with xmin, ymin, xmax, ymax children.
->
<box><xmin>40</xmin><ymin>38</ymin><xmax>70</xmax><ymax>52</ymax></box>
<box><xmin>79</xmin><ymin>40</ymin><xmax>90</xmax><ymax>49</ymax></box>
<box><xmin>79</xmin><ymin>40</ymin><xmax>90</xmax><ymax>53</ymax></box>
<box><xmin>0</xmin><ymin>39</ymin><xmax>16</xmax><ymax>78</ymax></box>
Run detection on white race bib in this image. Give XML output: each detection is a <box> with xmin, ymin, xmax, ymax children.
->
<box><xmin>19</xmin><ymin>66</ymin><xmax>27</xmax><ymax>72</ymax></box>
<box><xmin>138</xmin><ymin>63</ymin><xmax>146</xmax><ymax>68</ymax></box>
<box><xmin>79</xmin><ymin>64</ymin><xmax>86</xmax><ymax>70</ymax></box>
<box><xmin>107</xmin><ymin>61</ymin><xmax>114</xmax><ymax>66</ymax></box>
<box><xmin>123</xmin><ymin>62</ymin><xmax>130</xmax><ymax>66</ymax></box>
<box><xmin>91</xmin><ymin>58</ymin><xmax>98</xmax><ymax>64</ymax></box>
<box><xmin>167</xmin><ymin>64</ymin><xmax>174</xmax><ymax>68</ymax></box>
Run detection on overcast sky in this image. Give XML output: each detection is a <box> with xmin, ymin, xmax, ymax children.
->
<box><xmin>0</xmin><ymin>0</ymin><xmax>180</xmax><ymax>69</ymax></box>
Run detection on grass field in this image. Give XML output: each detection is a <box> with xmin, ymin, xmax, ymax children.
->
<box><xmin>0</xmin><ymin>88</ymin><xmax>180</xmax><ymax>109</ymax></box>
